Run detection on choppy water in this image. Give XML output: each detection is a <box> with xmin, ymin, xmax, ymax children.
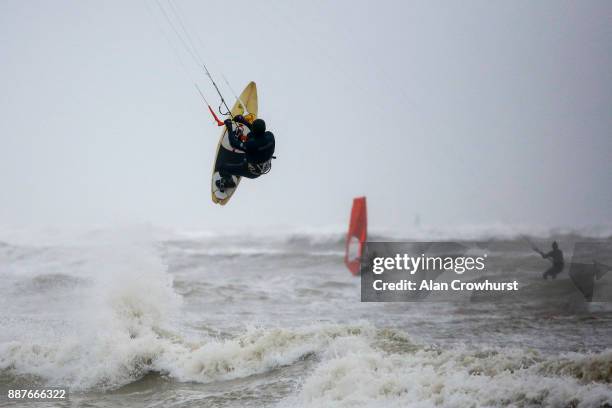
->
<box><xmin>0</xmin><ymin>226</ymin><xmax>611</xmax><ymax>407</ymax></box>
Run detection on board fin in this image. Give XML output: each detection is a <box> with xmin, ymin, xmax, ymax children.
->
<box><xmin>345</xmin><ymin>197</ymin><xmax>367</xmax><ymax>276</ymax></box>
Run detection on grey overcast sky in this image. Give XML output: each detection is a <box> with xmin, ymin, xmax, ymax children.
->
<box><xmin>0</xmin><ymin>0</ymin><xmax>610</xmax><ymax>232</ymax></box>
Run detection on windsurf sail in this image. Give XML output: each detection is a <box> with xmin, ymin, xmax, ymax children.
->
<box><xmin>568</xmin><ymin>261</ymin><xmax>610</xmax><ymax>302</ymax></box>
<box><xmin>345</xmin><ymin>197</ymin><xmax>367</xmax><ymax>275</ymax></box>
<box><xmin>569</xmin><ymin>263</ymin><xmax>597</xmax><ymax>302</ymax></box>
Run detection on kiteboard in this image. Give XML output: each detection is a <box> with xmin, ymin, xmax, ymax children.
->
<box><xmin>211</xmin><ymin>82</ymin><xmax>258</xmax><ymax>205</ymax></box>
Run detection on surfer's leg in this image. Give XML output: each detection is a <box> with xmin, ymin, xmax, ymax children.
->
<box><xmin>221</xmin><ymin>162</ymin><xmax>259</xmax><ymax>179</ymax></box>
<box><xmin>219</xmin><ymin>162</ymin><xmax>244</xmax><ymax>182</ymax></box>
<box><xmin>217</xmin><ymin>162</ymin><xmax>245</xmax><ymax>191</ymax></box>
<box><xmin>238</xmin><ymin>171</ymin><xmax>260</xmax><ymax>180</ymax></box>
<box><xmin>551</xmin><ymin>264</ymin><xmax>564</xmax><ymax>279</ymax></box>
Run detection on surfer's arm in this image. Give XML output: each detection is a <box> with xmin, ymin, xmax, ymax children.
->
<box><xmin>233</xmin><ymin>115</ymin><xmax>252</xmax><ymax>130</ymax></box>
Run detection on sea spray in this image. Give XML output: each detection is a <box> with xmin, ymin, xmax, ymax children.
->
<box><xmin>0</xmin><ymin>232</ymin><xmax>183</xmax><ymax>390</ymax></box>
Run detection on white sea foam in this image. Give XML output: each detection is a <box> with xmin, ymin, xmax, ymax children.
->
<box><xmin>282</xmin><ymin>337</ymin><xmax>612</xmax><ymax>408</ymax></box>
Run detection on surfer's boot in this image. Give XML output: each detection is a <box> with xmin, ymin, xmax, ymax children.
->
<box><xmin>216</xmin><ymin>176</ymin><xmax>236</xmax><ymax>192</ymax></box>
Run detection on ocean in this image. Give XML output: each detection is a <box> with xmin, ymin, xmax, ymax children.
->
<box><xmin>0</xmin><ymin>226</ymin><xmax>611</xmax><ymax>407</ymax></box>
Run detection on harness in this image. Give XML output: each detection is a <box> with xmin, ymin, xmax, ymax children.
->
<box><xmin>248</xmin><ymin>160</ymin><xmax>272</xmax><ymax>175</ymax></box>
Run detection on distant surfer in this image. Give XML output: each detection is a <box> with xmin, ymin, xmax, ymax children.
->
<box><xmin>216</xmin><ymin>114</ymin><xmax>275</xmax><ymax>192</ymax></box>
<box><xmin>535</xmin><ymin>241</ymin><xmax>565</xmax><ymax>280</ymax></box>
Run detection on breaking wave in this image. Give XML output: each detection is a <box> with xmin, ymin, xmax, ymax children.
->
<box><xmin>282</xmin><ymin>331</ymin><xmax>612</xmax><ymax>407</ymax></box>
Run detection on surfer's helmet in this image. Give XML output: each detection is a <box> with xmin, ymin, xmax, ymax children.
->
<box><xmin>243</xmin><ymin>113</ymin><xmax>256</xmax><ymax>124</ymax></box>
<box><xmin>252</xmin><ymin>119</ymin><xmax>266</xmax><ymax>135</ymax></box>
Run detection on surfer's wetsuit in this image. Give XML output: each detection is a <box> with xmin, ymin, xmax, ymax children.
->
<box><xmin>542</xmin><ymin>246</ymin><xmax>564</xmax><ymax>279</ymax></box>
<box><xmin>220</xmin><ymin>117</ymin><xmax>275</xmax><ymax>180</ymax></box>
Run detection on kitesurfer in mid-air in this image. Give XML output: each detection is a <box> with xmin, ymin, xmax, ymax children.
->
<box><xmin>536</xmin><ymin>241</ymin><xmax>565</xmax><ymax>279</ymax></box>
<box><xmin>216</xmin><ymin>114</ymin><xmax>275</xmax><ymax>192</ymax></box>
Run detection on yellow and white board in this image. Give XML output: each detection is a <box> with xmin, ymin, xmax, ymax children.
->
<box><xmin>211</xmin><ymin>82</ymin><xmax>258</xmax><ymax>205</ymax></box>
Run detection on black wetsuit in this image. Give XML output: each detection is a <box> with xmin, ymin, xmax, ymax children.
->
<box><xmin>220</xmin><ymin>118</ymin><xmax>275</xmax><ymax>179</ymax></box>
<box><xmin>542</xmin><ymin>248</ymin><xmax>564</xmax><ymax>279</ymax></box>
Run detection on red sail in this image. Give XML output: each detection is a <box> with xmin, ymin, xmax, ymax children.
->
<box><xmin>345</xmin><ymin>197</ymin><xmax>367</xmax><ymax>275</ymax></box>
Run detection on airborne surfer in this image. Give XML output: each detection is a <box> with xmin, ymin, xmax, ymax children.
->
<box><xmin>150</xmin><ymin>0</ymin><xmax>272</xmax><ymax>203</ymax></box>
<box><xmin>215</xmin><ymin>114</ymin><xmax>276</xmax><ymax>192</ymax></box>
